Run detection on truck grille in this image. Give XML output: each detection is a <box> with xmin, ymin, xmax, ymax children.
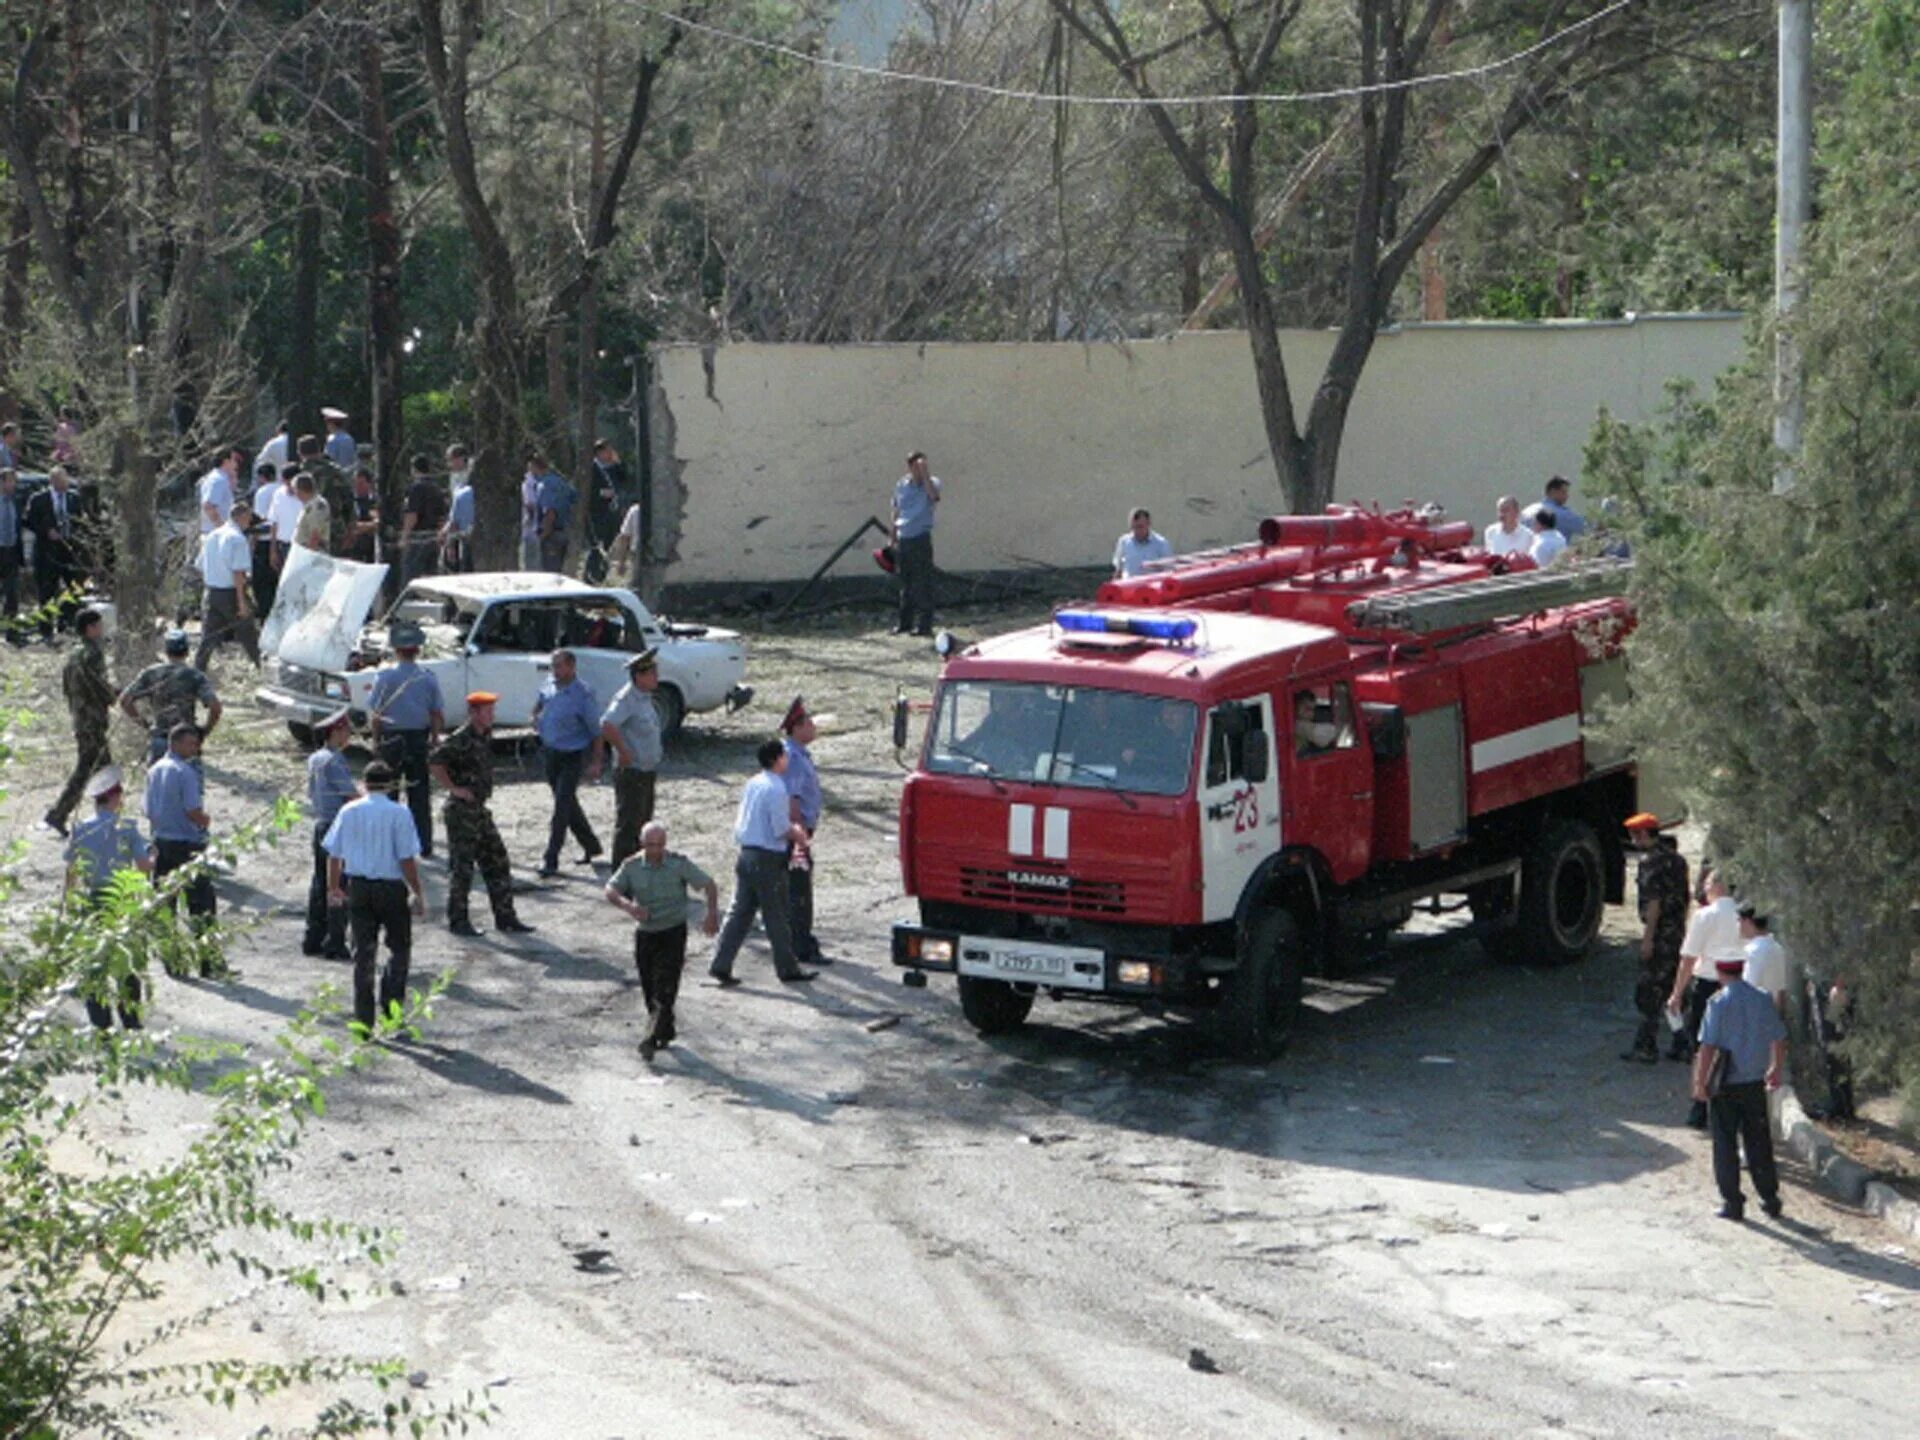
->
<box><xmin>958</xmin><ymin>866</ymin><xmax>1127</xmax><ymax>917</ymax></box>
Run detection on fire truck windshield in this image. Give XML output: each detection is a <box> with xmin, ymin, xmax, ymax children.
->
<box><xmin>926</xmin><ymin>681</ymin><xmax>1197</xmax><ymax>797</ymax></box>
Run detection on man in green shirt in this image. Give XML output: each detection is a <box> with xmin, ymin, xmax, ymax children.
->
<box><xmin>604</xmin><ymin>820</ymin><xmax>720</xmax><ymax>1062</ymax></box>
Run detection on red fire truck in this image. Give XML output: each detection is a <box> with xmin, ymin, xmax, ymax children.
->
<box><xmin>891</xmin><ymin>505</ymin><xmax>1639</xmax><ymax>1054</ymax></box>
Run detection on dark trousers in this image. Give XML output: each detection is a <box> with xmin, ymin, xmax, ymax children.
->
<box><xmin>611</xmin><ymin>767</ymin><xmax>656</xmax><ymax>868</ymax></box>
<box><xmin>0</xmin><ymin>543</ymin><xmax>21</xmax><ymax>626</ymax></box>
<box><xmin>251</xmin><ymin>540</ymin><xmax>278</xmax><ymax>616</ymax></box>
<box><xmin>896</xmin><ymin>532</ymin><xmax>934</xmax><ymax>633</ymax></box>
<box><xmin>84</xmin><ymin>972</ymin><xmax>144</xmax><ymax>1031</ymax></box>
<box><xmin>50</xmin><ymin>720</ymin><xmax>111</xmax><ymax>828</ymax></box>
<box><xmin>1709</xmin><ymin>1081</ymin><xmax>1780</xmax><ymax>1211</ymax></box>
<box><xmin>446</xmin><ymin>800</ymin><xmax>519</xmax><ymax>925</ymax></box>
<box><xmin>154</xmin><ymin>839</ymin><xmax>216</xmax><ymax>972</ymax></box>
<box><xmin>196</xmin><ymin>587</ymin><xmax>260</xmax><ymax>669</ymax></box>
<box><xmin>379</xmin><ymin>730</ymin><xmax>434</xmax><ymax>856</ymax></box>
<box><xmin>304</xmin><ymin>825</ymin><xmax>350</xmax><ymax>954</ymax></box>
<box><xmin>542</xmin><ymin>747</ymin><xmax>601</xmax><ymax>868</ymax></box>
<box><xmin>789</xmin><ymin>829</ymin><xmax>817</xmax><ymax>961</ymax></box>
<box><xmin>1630</xmin><ymin>947</ymin><xmax>1681</xmax><ymax>1056</ymax></box>
<box><xmin>1683</xmin><ymin>977</ymin><xmax>1724</xmax><ymax>1124</ymax></box>
<box><xmin>349</xmin><ymin>877</ymin><xmax>412</xmax><ymax>1027</ymax></box>
<box><xmin>539</xmin><ymin>533</ymin><xmax>570</xmax><ymax>575</ymax></box>
<box><xmin>710</xmin><ymin>847</ymin><xmax>801</xmax><ymax>980</ymax></box>
<box><xmin>401</xmin><ymin>539</ymin><xmax>439</xmax><ymax>586</ymax></box>
<box><xmin>635</xmin><ymin>923</ymin><xmax>688</xmax><ymax>1048</ymax></box>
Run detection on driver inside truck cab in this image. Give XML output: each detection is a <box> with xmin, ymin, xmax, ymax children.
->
<box><xmin>1294</xmin><ymin>689</ymin><xmax>1343</xmax><ymax>756</ymax></box>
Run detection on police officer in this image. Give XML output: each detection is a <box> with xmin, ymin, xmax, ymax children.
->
<box><xmin>367</xmin><ymin>621</ymin><xmax>444</xmax><ymax>859</ymax></box>
<box><xmin>599</xmin><ymin>648</ymin><xmax>662</xmax><ymax>868</ymax></box>
<box><xmin>64</xmin><ymin>766</ymin><xmax>155</xmax><ymax>1029</ymax></box>
<box><xmin>45</xmin><ymin>607</ymin><xmax>116</xmax><ymax>838</ymax></box>
<box><xmin>120</xmin><ymin>629</ymin><xmax>223</xmax><ymax>764</ymax></box>
<box><xmin>431</xmin><ymin>691</ymin><xmax>534</xmax><ymax>938</ymax></box>
<box><xmin>1622</xmin><ymin>812</ymin><xmax>1689</xmax><ymax>1063</ymax></box>
<box><xmin>323</xmin><ymin>760</ymin><xmax>426</xmax><ymax>1029</ymax></box>
<box><xmin>708</xmin><ymin>738</ymin><xmax>815</xmax><ymax>986</ymax></box>
<box><xmin>145</xmin><ymin>723</ymin><xmax>216</xmax><ymax>962</ymax></box>
<box><xmin>532</xmin><ymin>648</ymin><xmax>603</xmax><ymax>877</ymax></box>
<box><xmin>303</xmin><ymin>708</ymin><xmax>358</xmax><ymax>959</ymax></box>
<box><xmin>780</xmin><ymin>697</ymin><xmax>830</xmax><ymax>966</ymax></box>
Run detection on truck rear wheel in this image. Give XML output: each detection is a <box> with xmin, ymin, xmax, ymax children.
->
<box><xmin>958</xmin><ymin>975</ymin><xmax>1034</xmax><ymax>1035</ymax></box>
<box><xmin>1214</xmin><ymin>907</ymin><xmax>1305</xmax><ymax>1058</ymax></box>
<box><xmin>1488</xmin><ymin>817</ymin><xmax>1604</xmax><ymax>966</ymax></box>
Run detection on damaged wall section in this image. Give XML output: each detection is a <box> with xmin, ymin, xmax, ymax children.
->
<box><xmin>648</xmin><ymin>318</ymin><xmax>1744</xmax><ymax>588</ymax></box>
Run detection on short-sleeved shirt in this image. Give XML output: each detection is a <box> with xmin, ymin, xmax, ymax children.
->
<box><xmin>199</xmin><ymin>523</ymin><xmax>252</xmax><ymax>589</ymax></box>
<box><xmin>602</xmin><ymin>683</ymin><xmax>663</xmax><ymax>772</ymax></box>
<box><xmin>608</xmin><ymin>851</ymin><xmax>715</xmax><ymax>934</ymax></box>
<box><xmin>256</xmin><ymin>434</ymin><xmax>289</xmax><ymax>475</ymax></box>
<box><xmin>1484</xmin><ymin>522</ymin><xmax>1532</xmax><ymax>556</ymax></box>
<box><xmin>369</xmin><ymin>660</ymin><xmax>444</xmax><ymax>733</ymax></box>
<box><xmin>534</xmin><ymin>678</ymin><xmax>599</xmax><ymax>753</ymax></box>
<box><xmin>67</xmin><ymin>811</ymin><xmax>151</xmax><ymax>897</ymax></box>
<box><xmin>783</xmin><ymin>738</ymin><xmax>821</xmax><ymax>829</ymax></box>
<box><xmin>521</xmin><ymin>474</ymin><xmax>542</xmax><ymax>541</ymax></box>
<box><xmin>1681</xmin><ymin>896</ymin><xmax>1746</xmax><ymax>982</ymax></box>
<box><xmin>324</xmin><ymin>430</ymin><xmax>358</xmax><ymax>468</ymax></box>
<box><xmin>251</xmin><ymin>482</ymin><xmax>283</xmax><ymax>534</ymax></box>
<box><xmin>145</xmin><ymin>753</ymin><xmax>207</xmax><ymax>843</ymax></box>
<box><xmin>307</xmin><ymin>747</ymin><xmax>359</xmax><ymax>828</ymax></box>
<box><xmin>1530</xmin><ymin>529</ymin><xmax>1568</xmax><ymax>566</ymax></box>
<box><xmin>122</xmin><ymin>661</ymin><xmax>217</xmax><ymax>735</ymax></box>
<box><xmin>1540</xmin><ymin>497</ymin><xmax>1587</xmax><ymax>540</ymax></box>
<box><xmin>293</xmin><ymin>494</ymin><xmax>331</xmax><ymax>550</ymax></box>
<box><xmin>323</xmin><ymin>792</ymin><xmax>420</xmax><ymax>879</ymax></box>
<box><xmin>448</xmin><ymin>483</ymin><xmax>475</xmax><ymax>536</ymax></box>
<box><xmin>1743</xmin><ymin>934</ymin><xmax>1791</xmax><ymax>997</ymax></box>
<box><xmin>1699</xmin><ymin>979</ymin><xmax>1787</xmax><ymax>1085</ymax></box>
<box><xmin>197</xmin><ymin>469</ymin><xmax>233</xmax><ymax>533</ymax></box>
<box><xmin>405</xmin><ymin>478</ymin><xmax>449</xmax><ymax>535</ymax></box>
<box><xmin>538</xmin><ymin>473</ymin><xmax>575</xmax><ymax>531</ymax></box>
<box><xmin>432</xmin><ymin>724</ymin><xmax>495</xmax><ymax>804</ymax></box>
<box><xmin>269</xmin><ymin>487</ymin><xmax>306</xmax><ymax>544</ymax></box>
<box><xmin>1114</xmin><ymin>530</ymin><xmax>1173</xmax><ymax>578</ymax></box>
<box><xmin>734</xmin><ymin>769</ymin><xmax>791</xmax><ymax>853</ymax></box>
<box><xmin>618</xmin><ymin>504</ymin><xmax>641</xmax><ymax>545</ymax></box>
<box><xmin>893</xmin><ymin>475</ymin><xmax>941</xmax><ymax>540</ymax></box>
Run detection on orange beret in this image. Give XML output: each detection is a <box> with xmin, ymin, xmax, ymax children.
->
<box><xmin>466</xmin><ymin>691</ymin><xmax>499</xmax><ymax>707</ymax></box>
<box><xmin>1622</xmin><ymin>812</ymin><xmax>1663</xmax><ymax>831</ymax></box>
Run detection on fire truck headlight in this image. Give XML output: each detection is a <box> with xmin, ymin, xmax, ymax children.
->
<box><xmin>1116</xmin><ymin>959</ymin><xmax>1157</xmax><ymax>987</ymax></box>
<box><xmin>915</xmin><ymin>936</ymin><xmax>954</xmax><ymax>964</ymax></box>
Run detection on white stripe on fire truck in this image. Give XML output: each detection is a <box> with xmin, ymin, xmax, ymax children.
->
<box><xmin>1009</xmin><ymin>804</ymin><xmax>1036</xmax><ymax>856</ymax></box>
<box><xmin>1470</xmin><ymin>713</ymin><xmax>1583</xmax><ymax>773</ymax></box>
<box><xmin>1042</xmin><ymin>807</ymin><xmax>1070</xmax><ymax>860</ymax></box>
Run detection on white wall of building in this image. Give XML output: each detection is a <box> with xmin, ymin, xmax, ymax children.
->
<box><xmin>649</xmin><ymin>316</ymin><xmax>1745</xmax><ymax>586</ymax></box>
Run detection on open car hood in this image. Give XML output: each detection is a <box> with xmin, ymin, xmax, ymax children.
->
<box><xmin>260</xmin><ymin>546</ymin><xmax>390</xmax><ymax>673</ymax></box>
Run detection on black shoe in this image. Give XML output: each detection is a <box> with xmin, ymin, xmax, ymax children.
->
<box><xmin>448</xmin><ymin>919</ymin><xmax>482</xmax><ymax>938</ymax></box>
<box><xmin>710</xmin><ymin>973</ymin><xmax>741</xmax><ymax>988</ymax></box>
<box><xmin>41</xmin><ymin>813</ymin><xmax>68</xmax><ymax>839</ymax></box>
<box><xmin>419</xmin><ymin>848</ymin><xmax>435</xmax><ymax>861</ymax></box>
<box><xmin>638</xmin><ymin>1039</ymin><xmax>656</xmax><ymax>1063</ymax></box>
<box><xmin>496</xmin><ymin>917</ymin><xmax>535</xmax><ymax>934</ymax></box>
<box><xmin>536</xmin><ymin>865</ymin><xmax>561</xmax><ymax>879</ymax></box>
<box><xmin>1666</xmin><ymin>1046</ymin><xmax>1692</xmax><ymax>1063</ymax></box>
<box><xmin>1717</xmin><ymin>1202</ymin><xmax>1745</xmax><ymax>1222</ymax></box>
<box><xmin>302</xmin><ymin>943</ymin><xmax>324</xmax><ymax>957</ymax></box>
<box><xmin>1761</xmin><ymin>1197</ymin><xmax>1784</xmax><ymax>1219</ymax></box>
<box><xmin>1619</xmin><ymin>1047</ymin><xmax>1658</xmax><ymax>1064</ymax></box>
<box><xmin>320</xmin><ymin>947</ymin><xmax>351</xmax><ymax>961</ymax></box>
<box><xmin>807</xmin><ymin>953</ymin><xmax>834</xmax><ymax>966</ymax></box>
<box><xmin>779</xmin><ymin>969</ymin><xmax>818</xmax><ymax>984</ymax></box>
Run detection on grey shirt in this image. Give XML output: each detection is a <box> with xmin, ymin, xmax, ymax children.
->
<box><xmin>602</xmin><ymin>682</ymin><xmax>663</xmax><ymax>772</ymax></box>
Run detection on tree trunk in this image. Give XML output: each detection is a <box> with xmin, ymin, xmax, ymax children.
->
<box><xmin>112</xmin><ymin>431</ymin><xmax>159</xmax><ymax>673</ymax></box>
<box><xmin>574</xmin><ymin>270</ymin><xmax>603</xmax><ymax>562</ymax></box>
<box><xmin>544</xmin><ymin>319</ymin><xmax>570</xmax><ymax>467</ymax></box>
<box><xmin>62</xmin><ymin>0</ymin><xmax>87</xmax><ymax>280</ymax></box>
<box><xmin>363</xmin><ymin>26</ymin><xmax>404</xmax><ymax>501</ymax></box>
<box><xmin>0</xmin><ymin>200</ymin><xmax>27</xmax><ymax>419</ymax></box>
<box><xmin>287</xmin><ymin>186</ymin><xmax>321</xmax><ymax>443</ymax></box>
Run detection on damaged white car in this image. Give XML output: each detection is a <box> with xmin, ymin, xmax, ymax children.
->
<box><xmin>254</xmin><ymin>549</ymin><xmax>751</xmax><ymax>743</ymax></box>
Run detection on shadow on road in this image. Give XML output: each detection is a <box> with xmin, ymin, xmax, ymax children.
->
<box><xmin>387</xmin><ymin>1038</ymin><xmax>571</xmax><ymax>1105</ymax></box>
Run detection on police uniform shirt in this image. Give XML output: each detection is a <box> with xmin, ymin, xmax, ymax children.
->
<box><xmin>608</xmin><ymin>851</ymin><xmax>714</xmax><ymax>934</ymax></box>
<box><xmin>892</xmin><ymin>474</ymin><xmax>941</xmax><ymax>539</ymax></box>
<box><xmin>0</xmin><ymin>488</ymin><xmax>18</xmax><ymax>547</ymax></box>
<box><xmin>369</xmin><ymin>660</ymin><xmax>444</xmax><ymax>733</ymax></box>
<box><xmin>197</xmin><ymin>468</ymin><xmax>233</xmax><ymax>534</ymax></box>
<box><xmin>734</xmin><ymin>770</ymin><xmax>791</xmax><ymax>853</ymax></box>
<box><xmin>66</xmin><ymin>811</ymin><xmax>151</xmax><ymax>896</ymax></box>
<box><xmin>602</xmin><ymin>683</ymin><xmax>663</xmax><ymax>772</ymax></box>
<box><xmin>1113</xmin><ymin>530</ymin><xmax>1174</xmax><ymax>578</ymax></box>
<box><xmin>145</xmin><ymin>755</ymin><xmax>208</xmax><ymax>843</ymax></box>
<box><xmin>199</xmin><ymin>522</ymin><xmax>252</xmax><ymax>589</ymax></box>
<box><xmin>323</xmin><ymin>792</ymin><xmax>421</xmax><ymax>880</ymax></box>
<box><xmin>325</xmin><ymin>429</ymin><xmax>357</xmax><ymax>468</ymax></box>
<box><xmin>307</xmin><ymin>748</ymin><xmax>359</xmax><ymax>828</ymax></box>
<box><xmin>783</xmin><ymin>738</ymin><xmax>822</xmax><ymax>829</ymax></box>
<box><xmin>1699</xmin><ymin>980</ymin><xmax>1787</xmax><ymax>1085</ymax></box>
<box><xmin>534</xmin><ymin>678</ymin><xmax>599</xmax><ymax>753</ymax></box>
<box><xmin>449</xmin><ymin>482</ymin><xmax>475</xmax><ymax>537</ymax></box>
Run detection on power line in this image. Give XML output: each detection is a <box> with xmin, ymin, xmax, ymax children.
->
<box><xmin>620</xmin><ymin>0</ymin><xmax>1639</xmax><ymax>109</ymax></box>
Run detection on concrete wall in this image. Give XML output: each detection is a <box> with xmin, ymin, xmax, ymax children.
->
<box><xmin>649</xmin><ymin>316</ymin><xmax>1745</xmax><ymax>587</ymax></box>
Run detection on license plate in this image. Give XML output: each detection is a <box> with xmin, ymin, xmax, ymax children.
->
<box><xmin>958</xmin><ymin>937</ymin><xmax>1104</xmax><ymax>991</ymax></box>
<box><xmin>992</xmin><ymin>950</ymin><xmax>1065</xmax><ymax>977</ymax></box>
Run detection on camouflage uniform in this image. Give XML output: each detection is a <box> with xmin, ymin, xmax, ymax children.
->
<box><xmin>306</xmin><ymin>458</ymin><xmax>355</xmax><ymax>554</ymax></box>
<box><xmin>120</xmin><ymin>660</ymin><xmax>219</xmax><ymax>763</ymax></box>
<box><xmin>49</xmin><ymin>636</ymin><xmax>115</xmax><ymax>828</ymax></box>
<box><xmin>1630</xmin><ymin>841</ymin><xmax>1691</xmax><ymax>1058</ymax></box>
<box><xmin>432</xmin><ymin>723</ymin><xmax>522</xmax><ymax>928</ymax></box>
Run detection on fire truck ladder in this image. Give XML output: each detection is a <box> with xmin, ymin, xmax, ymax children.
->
<box><xmin>1346</xmin><ymin>558</ymin><xmax>1634</xmax><ymax>635</ymax></box>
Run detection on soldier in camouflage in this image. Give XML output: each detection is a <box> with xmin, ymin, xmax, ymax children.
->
<box><xmin>1623</xmin><ymin>812</ymin><xmax>1690</xmax><ymax>1063</ymax></box>
<box><xmin>430</xmin><ymin>691</ymin><xmax>534</xmax><ymax>938</ymax></box>
<box><xmin>45</xmin><ymin>608</ymin><xmax>116</xmax><ymax>836</ymax></box>
<box><xmin>295</xmin><ymin>433</ymin><xmax>354</xmax><ymax>553</ymax></box>
<box><xmin>119</xmin><ymin>629</ymin><xmax>223</xmax><ymax>763</ymax></box>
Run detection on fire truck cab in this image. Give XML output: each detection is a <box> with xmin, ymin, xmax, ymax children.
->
<box><xmin>892</xmin><ymin>505</ymin><xmax>1638</xmax><ymax>1055</ymax></box>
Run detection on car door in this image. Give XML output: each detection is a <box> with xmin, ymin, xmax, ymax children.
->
<box><xmin>1284</xmin><ymin>678</ymin><xmax>1375</xmax><ymax>883</ymax></box>
<box><xmin>463</xmin><ymin>601</ymin><xmax>547</xmax><ymax>726</ymax></box>
<box><xmin>1197</xmin><ymin>695</ymin><xmax>1281</xmax><ymax>924</ymax></box>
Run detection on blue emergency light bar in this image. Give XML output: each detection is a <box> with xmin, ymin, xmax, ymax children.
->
<box><xmin>1056</xmin><ymin>610</ymin><xmax>1199</xmax><ymax>642</ymax></box>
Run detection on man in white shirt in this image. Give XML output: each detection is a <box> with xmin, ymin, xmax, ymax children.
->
<box><xmin>248</xmin><ymin>462</ymin><xmax>283</xmax><ymax>616</ymax></box>
<box><xmin>255</xmin><ymin>421</ymin><xmax>290</xmax><ymax>478</ymax></box>
<box><xmin>1113</xmin><ymin>507</ymin><xmax>1174</xmax><ymax>579</ymax></box>
<box><xmin>1739</xmin><ymin>906</ymin><xmax>1791</xmax><ymax>1015</ymax></box>
<box><xmin>1484</xmin><ymin>495</ymin><xmax>1531</xmax><ymax>557</ymax></box>
<box><xmin>268</xmin><ymin>464</ymin><xmax>306</xmax><ymax>570</ymax></box>
<box><xmin>197</xmin><ymin>448</ymin><xmax>241</xmax><ymax>535</ymax></box>
<box><xmin>1528</xmin><ymin>507</ymin><xmax>1568</xmax><ymax>565</ymax></box>
<box><xmin>196</xmin><ymin>499</ymin><xmax>260</xmax><ymax>669</ymax></box>
<box><xmin>439</xmin><ymin>443</ymin><xmax>475</xmax><ymax>572</ymax></box>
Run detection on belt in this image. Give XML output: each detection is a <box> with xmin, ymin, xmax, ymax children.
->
<box><xmin>741</xmin><ymin>845</ymin><xmax>785</xmax><ymax>859</ymax></box>
<box><xmin>348</xmin><ymin>875</ymin><xmax>406</xmax><ymax>886</ymax></box>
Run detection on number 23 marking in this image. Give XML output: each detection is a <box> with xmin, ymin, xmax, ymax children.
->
<box><xmin>1231</xmin><ymin>785</ymin><xmax>1259</xmax><ymax>833</ymax></box>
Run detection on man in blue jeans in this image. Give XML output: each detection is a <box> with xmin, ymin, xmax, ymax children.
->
<box><xmin>1693</xmin><ymin>939</ymin><xmax>1789</xmax><ymax>1222</ymax></box>
<box><xmin>532</xmin><ymin>647</ymin><xmax>604</xmax><ymax>876</ymax></box>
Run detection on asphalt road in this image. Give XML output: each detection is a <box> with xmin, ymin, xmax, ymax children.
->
<box><xmin>8</xmin><ymin>612</ymin><xmax>1918</xmax><ymax>1438</ymax></box>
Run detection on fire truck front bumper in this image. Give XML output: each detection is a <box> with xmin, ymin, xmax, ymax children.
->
<box><xmin>893</xmin><ymin>923</ymin><xmax>1196</xmax><ymax>997</ymax></box>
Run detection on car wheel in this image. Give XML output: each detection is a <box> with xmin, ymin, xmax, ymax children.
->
<box><xmin>652</xmin><ymin>682</ymin><xmax>685</xmax><ymax>741</ymax></box>
<box><xmin>1497</xmin><ymin>817</ymin><xmax>1605</xmax><ymax>967</ymax></box>
<box><xmin>958</xmin><ymin>975</ymin><xmax>1034</xmax><ymax>1036</ymax></box>
<box><xmin>287</xmin><ymin>722</ymin><xmax>315</xmax><ymax>748</ymax></box>
<box><xmin>1213</xmin><ymin>906</ymin><xmax>1305</xmax><ymax>1058</ymax></box>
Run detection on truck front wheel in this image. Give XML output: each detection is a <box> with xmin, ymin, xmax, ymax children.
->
<box><xmin>958</xmin><ymin>976</ymin><xmax>1034</xmax><ymax>1036</ymax></box>
<box><xmin>1214</xmin><ymin>907</ymin><xmax>1305</xmax><ymax>1058</ymax></box>
<box><xmin>1489</xmin><ymin>817</ymin><xmax>1604</xmax><ymax>966</ymax></box>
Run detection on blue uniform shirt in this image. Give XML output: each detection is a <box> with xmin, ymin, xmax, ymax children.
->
<box><xmin>734</xmin><ymin>769</ymin><xmax>792</xmax><ymax>853</ymax></box>
<box><xmin>538</xmin><ymin>472</ymin><xmax>575</xmax><ymax>531</ymax></box>
<box><xmin>307</xmin><ymin>747</ymin><xmax>359</xmax><ymax>827</ymax></box>
<box><xmin>145</xmin><ymin>754</ymin><xmax>207</xmax><ymax>843</ymax></box>
<box><xmin>369</xmin><ymin>659</ymin><xmax>444</xmax><ymax>733</ymax></box>
<box><xmin>1699</xmin><ymin>978</ymin><xmax>1788</xmax><ymax>1086</ymax></box>
<box><xmin>449</xmin><ymin>483</ymin><xmax>475</xmax><ymax>536</ymax></box>
<box><xmin>325</xmin><ymin>430</ymin><xmax>357</xmax><ymax>467</ymax></box>
<box><xmin>323</xmin><ymin>792</ymin><xmax>421</xmax><ymax>880</ymax></box>
<box><xmin>893</xmin><ymin>474</ymin><xmax>940</xmax><ymax>540</ymax></box>
<box><xmin>67</xmin><ymin>811</ymin><xmax>151</xmax><ymax>896</ymax></box>
<box><xmin>1540</xmin><ymin>496</ymin><xmax>1587</xmax><ymax>540</ymax></box>
<box><xmin>534</xmin><ymin>677</ymin><xmax>600</xmax><ymax>752</ymax></box>
<box><xmin>783</xmin><ymin>739</ymin><xmax>821</xmax><ymax>829</ymax></box>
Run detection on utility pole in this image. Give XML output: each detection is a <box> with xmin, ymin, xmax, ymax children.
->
<box><xmin>1773</xmin><ymin>0</ymin><xmax>1813</xmax><ymax>493</ymax></box>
